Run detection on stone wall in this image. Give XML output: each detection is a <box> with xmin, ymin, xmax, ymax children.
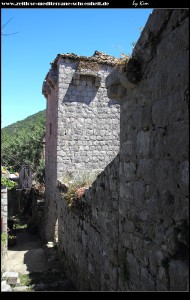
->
<box><xmin>1</xmin><ymin>186</ymin><xmax>8</xmax><ymax>272</ymax></box>
<box><xmin>117</xmin><ymin>9</ymin><xmax>189</xmax><ymax>291</ymax></box>
<box><xmin>1</xmin><ymin>187</ymin><xmax>8</xmax><ymax>234</ymax></box>
<box><xmin>55</xmin><ymin>9</ymin><xmax>189</xmax><ymax>291</ymax></box>
<box><xmin>56</xmin><ymin>58</ymin><xmax>120</xmax><ymax>179</ymax></box>
<box><xmin>57</xmin><ymin>155</ymin><xmax>120</xmax><ymax>291</ymax></box>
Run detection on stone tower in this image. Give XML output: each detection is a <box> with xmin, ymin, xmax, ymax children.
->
<box><xmin>42</xmin><ymin>51</ymin><xmax>120</xmax><ymax>241</ymax></box>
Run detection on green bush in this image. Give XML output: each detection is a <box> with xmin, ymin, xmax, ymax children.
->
<box><xmin>1</xmin><ymin>177</ymin><xmax>16</xmax><ymax>189</ymax></box>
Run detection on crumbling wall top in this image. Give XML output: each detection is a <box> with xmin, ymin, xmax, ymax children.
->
<box><xmin>51</xmin><ymin>50</ymin><xmax>121</xmax><ymax>67</ymax></box>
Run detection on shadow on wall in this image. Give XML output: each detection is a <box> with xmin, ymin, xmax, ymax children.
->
<box><xmin>62</xmin><ymin>76</ymin><xmax>98</xmax><ymax>105</ymax></box>
<box><xmin>108</xmin><ymin>99</ymin><xmax>120</xmax><ymax>107</ymax></box>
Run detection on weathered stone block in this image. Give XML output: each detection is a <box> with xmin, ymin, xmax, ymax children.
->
<box><xmin>133</xmin><ymin>181</ymin><xmax>145</xmax><ymax>208</ymax></box>
<box><xmin>2</xmin><ymin>272</ymin><xmax>18</xmax><ymax>285</ymax></box>
<box><xmin>166</xmin><ymin>51</ymin><xmax>189</xmax><ymax>91</ymax></box>
<box><xmin>137</xmin><ymin>159</ymin><xmax>155</xmax><ymax>183</ymax></box>
<box><xmin>127</xmin><ymin>253</ymin><xmax>140</xmax><ymax>288</ymax></box>
<box><xmin>120</xmin><ymin>141</ymin><xmax>135</xmax><ymax>162</ymax></box>
<box><xmin>123</xmin><ymin>162</ymin><xmax>136</xmax><ymax>181</ymax></box>
<box><xmin>169</xmin><ymin>260</ymin><xmax>189</xmax><ymax>291</ymax></box>
<box><xmin>152</xmin><ymin>98</ymin><xmax>169</xmax><ymax>127</ymax></box>
<box><xmin>107</xmin><ymin>84</ymin><xmax>125</xmax><ymax>99</ymax></box>
<box><xmin>105</xmin><ymin>68</ymin><xmax>120</xmax><ymax>88</ymax></box>
<box><xmin>177</xmin><ymin>160</ymin><xmax>189</xmax><ymax>194</ymax></box>
<box><xmin>151</xmin><ymin>127</ymin><xmax>166</xmax><ymax>159</ymax></box>
<box><xmin>118</xmin><ymin>71</ymin><xmax>138</xmax><ymax>90</ymax></box>
<box><xmin>168</xmin><ymin>90</ymin><xmax>189</xmax><ymax>123</ymax></box>
<box><xmin>140</xmin><ymin>267</ymin><xmax>155</xmax><ymax>291</ymax></box>
<box><xmin>155</xmin><ymin>160</ymin><xmax>176</xmax><ymax>192</ymax></box>
<box><xmin>136</xmin><ymin>130</ymin><xmax>150</xmax><ymax>157</ymax></box>
<box><xmin>1</xmin><ymin>281</ymin><xmax>12</xmax><ymax>292</ymax></box>
<box><xmin>135</xmin><ymin>106</ymin><xmax>152</xmax><ymax>130</ymax></box>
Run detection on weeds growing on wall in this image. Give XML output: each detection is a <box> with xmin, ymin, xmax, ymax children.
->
<box><xmin>115</xmin><ymin>27</ymin><xmax>144</xmax><ymax>72</ymax></box>
<box><xmin>61</xmin><ymin>170</ymin><xmax>101</xmax><ymax>208</ymax></box>
<box><xmin>115</xmin><ymin>53</ymin><xmax>130</xmax><ymax>71</ymax></box>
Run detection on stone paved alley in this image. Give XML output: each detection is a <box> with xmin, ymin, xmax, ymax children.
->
<box><xmin>2</xmin><ymin>230</ymin><xmax>76</xmax><ymax>292</ymax></box>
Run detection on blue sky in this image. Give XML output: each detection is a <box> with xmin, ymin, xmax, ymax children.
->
<box><xmin>1</xmin><ymin>8</ymin><xmax>152</xmax><ymax>128</ymax></box>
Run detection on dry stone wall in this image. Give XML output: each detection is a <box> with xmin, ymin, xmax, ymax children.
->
<box><xmin>55</xmin><ymin>9</ymin><xmax>189</xmax><ymax>291</ymax></box>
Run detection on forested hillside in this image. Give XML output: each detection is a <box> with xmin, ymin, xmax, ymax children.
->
<box><xmin>1</xmin><ymin>110</ymin><xmax>46</xmax><ymax>178</ymax></box>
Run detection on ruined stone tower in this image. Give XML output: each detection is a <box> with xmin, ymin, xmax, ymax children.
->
<box><xmin>42</xmin><ymin>51</ymin><xmax>120</xmax><ymax>241</ymax></box>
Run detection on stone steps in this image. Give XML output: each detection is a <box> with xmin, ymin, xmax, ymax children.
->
<box><xmin>1</xmin><ymin>241</ymin><xmax>76</xmax><ymax>292</ymax></box>
<box><xmin>1</xmin><ymin>272</ymin><xmax>21</xmax><ymax>292</ymax></box>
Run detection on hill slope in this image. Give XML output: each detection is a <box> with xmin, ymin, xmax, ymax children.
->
<box><xmin>1</xmin><ymin>110</ymin><xmax>46</xmax><ymax>174</ymax></box>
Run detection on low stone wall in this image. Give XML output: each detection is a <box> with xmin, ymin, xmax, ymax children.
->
<box><xmin>57</xmin><ymin>155</ymin><xmax>120</xmax><ymax>291</ymax></box>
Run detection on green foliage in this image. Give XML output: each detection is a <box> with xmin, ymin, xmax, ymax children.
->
<box><xmin>14</xmin><ymin>223</ymin><xmax>28</xmax><ymax>230</ymax></box>
<box><xmin>1</xmin><ymin>233</ymin><xmax>8</xmax><ymax>245</ymax></box>
<box><xmin>19</xmin><ymin>273</ymin><xmax>31</xmax><ymax>286</ymax></box>
<box><xmin>1</xmin><ymin>177</ymin><xmax>16</xmax><ymax>189</ymax></box>
<box><xmin>1</xmin><ymin>110</ymin><xmax>46</xmax><ymax>176</ymax></box>
<box><xmin>8</xmin><ymin>234</ymin><xmax>17</xmax><ymax>240</ymax></box>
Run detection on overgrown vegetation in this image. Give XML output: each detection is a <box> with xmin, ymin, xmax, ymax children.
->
<box><xmin>1</xmin><ymin>177</ymin><xmax>17</xmax><ymax>189</ymax></box>
<box><xmin>61</xmin><ymin>170</ymin><xmax>100</xmax><ymax>207</ymax></box>
<box><xmin>1</xmin><ymin>233</ymin><xmax>8</xmax><ymax>245</ymax></box>
<box><xmin>1</xmin><ymin>166</ymin><xmax>17</xmax><ymax>188</ymax></box>
<box><xmin>115</xmin><ymin>53</ymin><xmax>130</xmax><ymax>71</ymax></box>
<box><xmin>1</xmin><ymin>110</ymin><xmax>46</xmax><ymax>180</ymax></box>
<box><xmin>19</xmin><ymin>273</ymin><xmax>31</xmax><ymax>286</ymax></box>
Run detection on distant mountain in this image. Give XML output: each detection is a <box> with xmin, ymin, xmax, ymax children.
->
<box><xmin>1</xmin><ymin>110</ymin><xmax>46</xmax><ymax>174</ymax></box>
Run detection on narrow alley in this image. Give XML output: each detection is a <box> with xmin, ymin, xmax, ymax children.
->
<box><xmin>2</xmin><ymin>228</ymin><xmax>76</xmax><ymax>292</ymax></box>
